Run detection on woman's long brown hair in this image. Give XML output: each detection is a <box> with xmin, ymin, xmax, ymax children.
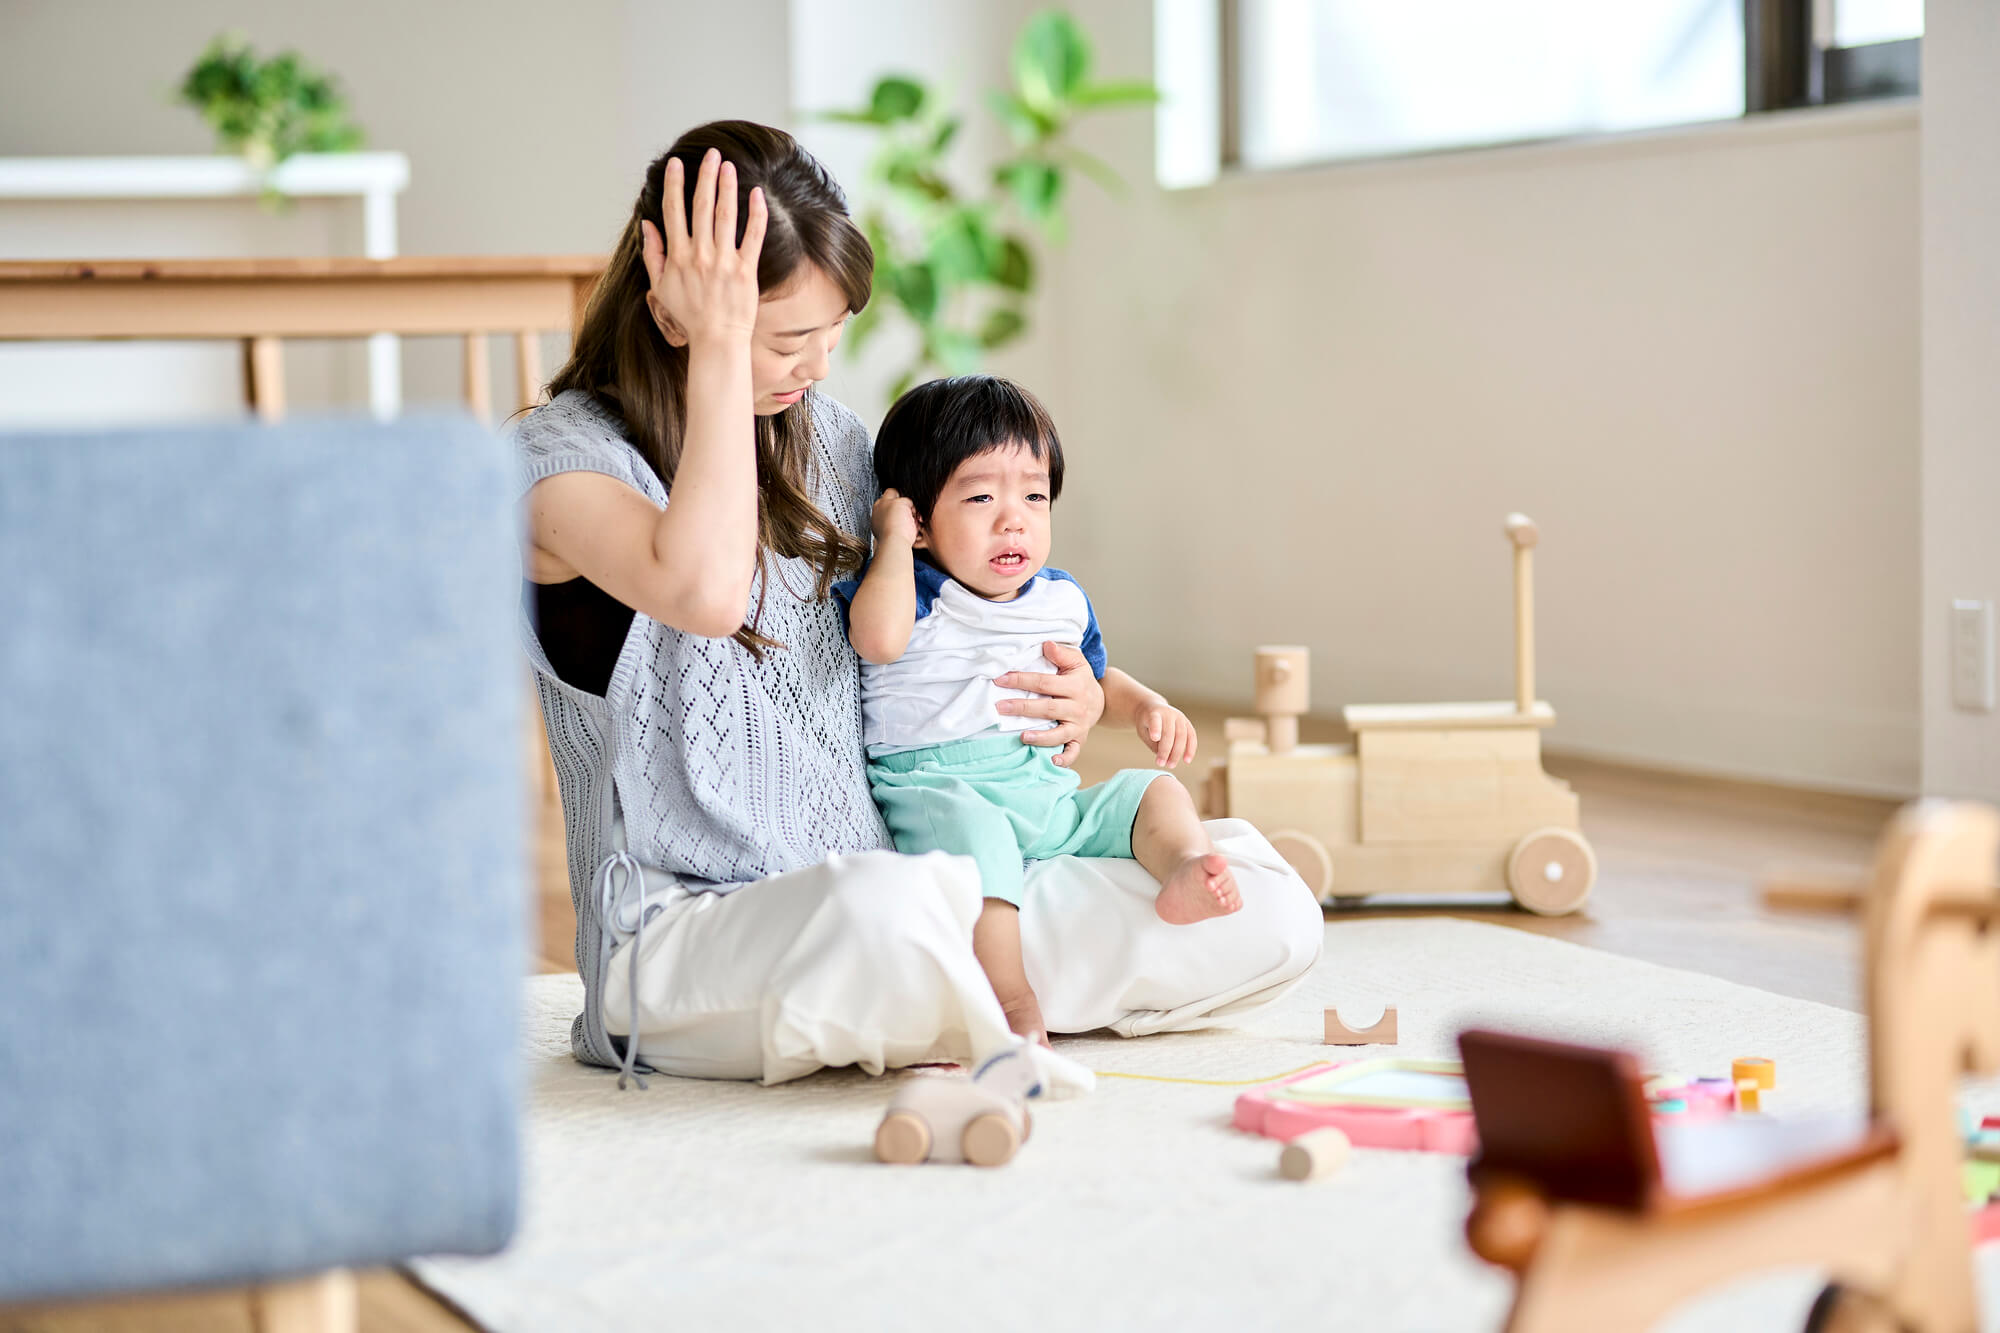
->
<box><xmin>546</xmin><ymin>120</ymin><xmax>874</xmax><ymax>656</ymax></box>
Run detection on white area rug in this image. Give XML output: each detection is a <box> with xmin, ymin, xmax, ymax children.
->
<box><xmin>412</xmin><ymin>919</ymin><xmax>2000</xmax><ymax>1332</ymax></box>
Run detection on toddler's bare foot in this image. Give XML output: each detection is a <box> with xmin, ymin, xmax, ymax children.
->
<box><xmin>1155</xmin><ymin>852</ymin><xmax>1241</xmax><ymax>924</ymax></box>
<box><xmin>1000</xmin><ymin>991</ymin><xmax>1052</xmax><ymax>1049</ymax></box>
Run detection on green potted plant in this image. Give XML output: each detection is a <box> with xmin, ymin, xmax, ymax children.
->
<box><xmin>177</xmin><ymin>34</ymin><xmax>366</xmax><ymax>198</ymax></box>
<box><xmin>822</xmin><ymin>10</ymin><xmax>1157</xmax><ymax>396</ymax></box>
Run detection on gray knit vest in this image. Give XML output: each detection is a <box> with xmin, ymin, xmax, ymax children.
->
<box><xmin>514</xmin><ymin>389</ymin><xmax>893</xmax><ymax>1071</ymax></box>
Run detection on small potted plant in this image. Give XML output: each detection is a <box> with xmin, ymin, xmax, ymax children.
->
<box><xmin>177</xmin><ymin>33</ymin><xmax>366</xmax><ymax>200</ymax></box>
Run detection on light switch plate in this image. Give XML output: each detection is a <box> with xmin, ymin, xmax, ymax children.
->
<box><xmin>1952</xmin><ymin>600</ymin><xmax>1995</xmax><ymax>712</ymax></box>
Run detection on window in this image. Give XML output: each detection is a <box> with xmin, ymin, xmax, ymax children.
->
<box><xmin>1232</xmin><ymin>0</ymin><xmax>1745</xmax><ymax>170</ymax></box>
<box><xmin>1150</xmin><ymin>0</ymin><xmax>1923</xmax><ymax>184</ymax></box>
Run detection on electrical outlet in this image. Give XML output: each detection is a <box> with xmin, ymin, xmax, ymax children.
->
<box><xmin>1952</xmin><ymin>600</ymin><xmax>1995</xmax><ymax>712</ymax></box>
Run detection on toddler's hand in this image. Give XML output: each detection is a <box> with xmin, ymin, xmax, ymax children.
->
<box><xmin>870</xmin><ymin>489</ymin><xmax>920</xmax><ymax>548</ymax></box>
<box><xmin>1136</xmin><ymin>702</ymin><xmax>1197</xmax><ymax>768</ymax></box>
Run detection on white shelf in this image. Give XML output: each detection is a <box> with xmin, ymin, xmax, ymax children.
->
<box><xmin>0</xmin><ymin>153</ymin><xmax>411</xmax><ymax>416</ymax></box>
<box><xmin>0</xmin><ymin>153</ymin><xmax>409</xmax><ymax>202</ymax></box>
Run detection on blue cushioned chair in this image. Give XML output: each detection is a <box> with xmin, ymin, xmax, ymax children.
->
<box><xmin>0</xmin><ymin>416</ymin><xmax>524</xmax><ymax>1326</ymax></box>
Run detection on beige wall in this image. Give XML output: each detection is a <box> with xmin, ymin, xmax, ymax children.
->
<box><xmin>1921</xmin><ymin>0</ymin><xmax>2000</xmax><ymax>802</ymax></box>
<box><xmin>1022</xmin><ymin>0</ymin><xmax>1921</xmax><ymax>796</ymax></box>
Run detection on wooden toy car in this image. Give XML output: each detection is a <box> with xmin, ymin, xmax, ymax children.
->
<box><xmin>872</xmin><ymin>1049</ymin><xmax>1039</xmax><ymax>1168</ymax></box>
<box><xmin>1202</xmin><ymin>514</ymin><xmax>1596</xmax><ymax>914</ymax></box>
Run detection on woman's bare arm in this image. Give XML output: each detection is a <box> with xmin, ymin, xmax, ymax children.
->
<box><xmin>523</xmin><ymin>149</ymin><xmax>768</xmax><ymax>639</ymax></box>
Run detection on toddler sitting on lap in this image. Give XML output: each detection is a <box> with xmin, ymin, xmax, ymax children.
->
<box><xmin>834</xmin><ymin>374</ymin><xmax>1238</xmax><ymax>1046</ymax></box>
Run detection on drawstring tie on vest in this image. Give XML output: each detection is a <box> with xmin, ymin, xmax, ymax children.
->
<box><xmin>594</xmin><ymin>850</ymin><xmax>650</xmax><ymax>1090</ymax></box>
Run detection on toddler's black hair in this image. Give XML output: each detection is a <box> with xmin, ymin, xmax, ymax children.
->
<box><xmin>872</xmin><ymin>374</ymin><xmax>1064</xmax><ymax>524</ymax></box>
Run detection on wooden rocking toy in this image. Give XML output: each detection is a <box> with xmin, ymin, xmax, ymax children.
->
<box><xmin>1460</xmin><ymin>800</ymin><xmax>2000</xmax><ymax>1332</ymax></box>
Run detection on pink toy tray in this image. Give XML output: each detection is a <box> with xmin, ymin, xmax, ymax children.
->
<box><xmin>1234</xmin><ymin>1059</ymin><xmax>1478</xmax><ymax>1154</ymax></box>
<box><xmin>1234</xmin><ymin>1060</ymin><xmax>1742</xmax><ymax>1156</ymax></box>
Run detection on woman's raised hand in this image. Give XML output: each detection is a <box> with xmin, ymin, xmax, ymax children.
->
<box><xmin>639</xmin><ymin>148</ymin><xmax>768</xmax><ymax>348</ymax></box>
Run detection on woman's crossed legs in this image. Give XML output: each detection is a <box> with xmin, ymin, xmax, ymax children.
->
<box><xmin>601</xmin><ymin>820</ymin><xmax>1324</xmax><ymax>1085</ymax></box>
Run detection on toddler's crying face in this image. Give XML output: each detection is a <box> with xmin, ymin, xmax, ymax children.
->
<box><xmin>915</xmin><ymin>441</ymin><xmax>1053</xmax><ymax>602</ymax></box>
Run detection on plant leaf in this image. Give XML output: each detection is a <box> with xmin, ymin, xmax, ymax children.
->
<box><xmin>884</xmin><ymin>160</ymin><xmax>954</xmax><ymax>204</ymax></box>
<box><xmin>1070</xmin><ymin>79</ymin><xmax>1161</xmax><ymax>108</ymax></box>
<box><xmin>931</xmin><ymin>116</ymin><xmax>962</xmax><ymax>155</ymax></box>
<box><xmin>888</xmin><ymin>262</ymin><xmax>939</xmax><ymax>323</ymax></box>
<box><xmin>986</xmin><ymin>89</ymin><xmax>1057</xmax><ymax>146</ymax></box>
<box><xmin>979</xmin><ymin>306</ymin><xmax>1027</xmax><ymax>348</ymax></box>
<box><xmin>869</xmin><ymin>76</ymin><xmax>926</xmax><ymax>124</ymax></box>
<box><xmin>926</xmin><ymin>208</ymin><xmax>994</xmax><ymax>286</ymax></box>
<box><xmin>990</xmin><ymin>235</ymin><xmax>1033</xmax><ymax>291</ymax></box>
<box><xmin>997</xmin><ymin>160</ymin><xmax>1063</xmax><ymax>220</ymax></box>
<box><xmin>1013</xmin><ymin>11</ymin><xmax>1091</xmax><ymax>112</ymax></box>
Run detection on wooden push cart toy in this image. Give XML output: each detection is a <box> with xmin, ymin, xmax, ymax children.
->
<box><xmin>1202</xmin><ymin>514</ymin><xmax>1595</xmax><ymax>914</ymax></box>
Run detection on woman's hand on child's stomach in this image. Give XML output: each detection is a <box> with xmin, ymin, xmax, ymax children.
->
<box><xmin>996</xmin><ymin>642</ymin><xmax>1105</xmax><ymax>769</ymax></box>
<box><xmin>870</xmin><ymin>489</ymin><xmax>920</xmax><ymax>548</ymax></box>
<box><xmin>1135</xmin><ymin>702</ymin><xmax>1198</xmax><ymax>769</ymax></box>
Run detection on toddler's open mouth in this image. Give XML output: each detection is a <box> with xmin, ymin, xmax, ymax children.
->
<box><xmin>990</xmin><ymin>551</ymin><xmax>1028</xmax><ymax>575</ymax></box>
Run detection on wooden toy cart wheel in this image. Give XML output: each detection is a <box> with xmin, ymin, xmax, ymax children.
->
<box><xmin>1268</xmin><ymin>829</ymin><xmax>1334</xmax><ymax>900</ymax></box>
<box><xmin>1506</xmin><ymin>827</ymin><xmax>1596</xmax><ymax>915</ymax></box>
<box><xmin>962</xmin><ymin>1112</ymin><xmax>1022</xmax><ymax>1167</ymax></box>
<box><xmin>874</xmin><ymin>1111</ymin><xmax>932</xmax><ymax>1165</ymax></box>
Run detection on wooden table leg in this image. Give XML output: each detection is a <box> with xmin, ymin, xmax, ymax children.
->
<box><xmin>243</xmin><ymin>336</ymin><xmax>285</xmax><ymax>423</ymax></box>
<box><xmin>248</xmin><ymin>1269</ymin><xmax>355</xmax><ymax>1333</ymax></box>
<box><xmin>515</xmin><ymin>329</ymin><xmax>544</xmax><ymax>412</ymax></box>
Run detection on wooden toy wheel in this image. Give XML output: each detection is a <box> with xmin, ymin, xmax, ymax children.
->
<box><xmin>1506</xmin><ymin>828</ymin><xmax>1596</xmax><ymax>915</ymax></box>
<box><xmin>961</xmin><ymin>1112</ymin><xmax>1021</xmax><ymax>1167</ymax></box>
<box><xmin>874</xmin><ymin>1111</ymin><xmax>932</xmax><ymax>1165</ymax></box>
<box><xmin>1268</xmin><ymin>829</ymin><xmax>1334</xmax><ymax>901</ymax></box>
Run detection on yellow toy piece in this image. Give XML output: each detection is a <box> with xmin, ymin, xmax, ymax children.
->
<box><xmin>1206</xmin><ymin>515</ymin><xmax>1596</xmax><ymax>914</ymax></box>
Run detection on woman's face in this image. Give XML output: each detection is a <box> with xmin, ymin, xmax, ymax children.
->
<box><xmin>751</xmin><ymin>264</ymin><xmax>851</xmax><ymax>415</ymax></box>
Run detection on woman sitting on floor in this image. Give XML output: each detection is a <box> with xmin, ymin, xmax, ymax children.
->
<box><xmin>515</xmin><ymin>119</ymin><xmax>1322</xmax><ymax>1091</ymax></box>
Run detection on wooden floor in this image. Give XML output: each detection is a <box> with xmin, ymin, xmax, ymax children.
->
<box><xmin>10</xmin><ymin>701</ymin><xmax>1892</xmax><ymax>1333</ymax></box>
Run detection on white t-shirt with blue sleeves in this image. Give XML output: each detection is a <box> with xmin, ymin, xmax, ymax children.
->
<box><xmin>833</xmin><ymin>558</ymin><xmax>1106</xmax><ymax>757</ymax></box>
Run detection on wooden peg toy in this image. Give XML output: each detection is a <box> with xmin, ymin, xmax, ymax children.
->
<box><xmin>1325</xmin><ymin>1006</ymin><xmax>1399</xmax><ymax>1046</ymax></box>
<box><xmin>1731</xmin><ymin>1056</ymin><xmax>1774</xmax><ymax>1112</ymax></box>
<box><xmin>1278</xmin><ymin>1126</ymin><xmax>1352</xmax><ymax>1181</ymax></box>
<box><xmin>1503</xmin><ymin>513</ymin><xmax>1538</xmax><ymax>716</ymax></box>
<box><xmin>1253</xmin><ymin>646</ymin><xmax>1310</xmax><ymax>754</ymax></box>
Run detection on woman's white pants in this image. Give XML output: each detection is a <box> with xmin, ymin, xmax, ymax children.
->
<box><xmin>601</xmin><ymin>818</ymin><xmax>1324</xmax><ymax>1086</ymax></box>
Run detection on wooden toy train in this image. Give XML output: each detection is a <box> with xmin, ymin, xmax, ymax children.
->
<box><xmin>1202</xmin><ymin>514</ymin><xmax>1596</xmax><ymax>915</ymax></box>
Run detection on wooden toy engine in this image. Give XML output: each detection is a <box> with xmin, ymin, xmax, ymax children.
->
<box><xmin>1203</xmin><ymin>514</ymin><xmax>1596</xmax><ymax>914</ymax></box>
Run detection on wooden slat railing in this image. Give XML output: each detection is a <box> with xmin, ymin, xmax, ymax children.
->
<box><xmin>0</xmin><ymin>254</ymin><xmax>605</xmax><ymax>421</ymax></box>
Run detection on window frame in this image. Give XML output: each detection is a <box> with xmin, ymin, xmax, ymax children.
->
<box><xmin>1213</xmin><ymin>0</ymin><xmax>1921</xmax><ymax>173</ymax></box>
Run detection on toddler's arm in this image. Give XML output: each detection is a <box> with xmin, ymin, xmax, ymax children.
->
<box><xmin>846</xmin><ymin>490</ymin><xmax>921</xmax><ymax>664</ymax></box>
<box><xmin>1103</xmin><ymin>668</ymin><xmax>1200</xmax><ymax>769</ymax></box>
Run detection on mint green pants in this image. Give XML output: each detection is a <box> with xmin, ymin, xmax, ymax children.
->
<box><xmin>868</xmin><ymin>734</ymin><xmax>1167</xmax><ymax>907</ymax></box>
